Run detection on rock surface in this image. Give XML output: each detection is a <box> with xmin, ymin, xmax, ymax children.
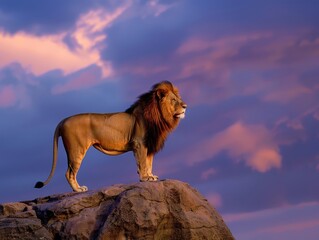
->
<box><xmin>0</xmin><ymin>180</ymin><xmax>234</xmax><ymax>240</ymax></box>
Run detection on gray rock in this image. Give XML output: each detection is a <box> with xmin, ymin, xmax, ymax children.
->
<box><xmin>0</xmin><ymin>180</ymin><xmax>234</xmax><ymax>240</ymax></box>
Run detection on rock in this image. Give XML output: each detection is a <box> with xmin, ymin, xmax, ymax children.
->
<box><xmin>0</xmin><ymin>180</ymin><xmax>234</xmax><ymax>240</ymax></box>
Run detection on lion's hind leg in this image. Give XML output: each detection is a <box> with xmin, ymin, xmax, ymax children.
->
<box><xmin>65</xmin><ymin>149</ymin><xmax>88</xmax><ymax>192</ymax></box>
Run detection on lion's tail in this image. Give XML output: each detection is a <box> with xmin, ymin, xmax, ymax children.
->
<box><xmin>34</xmin><ymin>122</ymin><xmax>61</xmax><ymax>189</ymax></box>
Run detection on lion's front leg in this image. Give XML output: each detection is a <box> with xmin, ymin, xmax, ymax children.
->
<box><xmin>133</xmin><ymin>146</ymin><xmax>158</xmax><ymax>182</ymax></box>
<box><xmin>145</xmin><ymin>154</ymin><xmax>158</xmax><ymax>181</ymax></box>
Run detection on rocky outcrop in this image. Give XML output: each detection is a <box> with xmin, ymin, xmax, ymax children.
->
<box><xmin>0</xmin><ymin>179</ymin><xmax>234</xmax><ymax>240</ymax></box>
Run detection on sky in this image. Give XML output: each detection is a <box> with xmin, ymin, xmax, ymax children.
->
<box><xmin>0</xmin><ymin>0</ymin><xmax>319</xmax><ymax>239</ymax></box>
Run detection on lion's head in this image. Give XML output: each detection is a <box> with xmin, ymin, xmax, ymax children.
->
<box><xmin>153</xmin><ymin>81</ymin><xmax>187</xmax><ymax>122</ymax></box>
<box><xmin>126</xmin><ymin>81</ymin><xmax>187</xmax><ymax>154</ymax></box>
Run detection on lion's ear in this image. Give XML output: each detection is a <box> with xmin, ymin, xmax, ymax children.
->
<box><xmin>156</xmin><ymin>89</ymin><xmax>167</xmax><ymax>100</ymax></box>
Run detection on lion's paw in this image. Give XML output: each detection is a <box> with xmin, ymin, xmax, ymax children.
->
<box><xmin>74</xmin><ymin>186</ymin><xmax>88</xmax><ymax>192</ymax></box>
<box><xmin>140</xmin><ymin>175</ymin><xmax>159</xmax><ymax>182</ymax></box>
<box><xmin>151</xmin><ymin>175</ymin><xmax>159</xmax><ymax>181</ymax></box>
<box><xmin>80</xmin><ymin>185</ymin><xmax>88</xmax><ymax>192</ymax></box>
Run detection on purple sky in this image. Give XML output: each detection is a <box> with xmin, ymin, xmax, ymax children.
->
<box><xmin>1</xmin><ymin>0</ymin><xmax>319</xmax><ymax>239</ymax></box>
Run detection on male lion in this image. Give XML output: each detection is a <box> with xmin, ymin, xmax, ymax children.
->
<box><xmin>35</xmin><ymin>81</ymin><xmax>187</xmax><ymax>192</ymax></box>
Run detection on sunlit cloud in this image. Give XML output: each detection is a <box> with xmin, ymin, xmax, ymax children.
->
<box><xmin>176</xmin><ymin>32</ymin><xmax>273</xmax><ymax>78</ymax></box>
<box><xmin>225</xmin><ymin>201</ymin><xmax>319</xmax><ymax>240</ymax></box>
<box><xmin>256</xmin><ymin>219</ymin><xmax>319</xmax><ymax>235</ymax></box>
<box><xmin>176</xmin><ymin>122</ymin><xmax>282</xmax><ymax>172</ymax></box>
<box><xmin>0</xmin><ymin>4</ymin><xmax>129</xmax><ymax>77</ymax></box>
<box><xmin>210</xmin><ymin>122</ymin><xmax>282</xmax><ymax>172</ymax></box>
<box><xmin>177</xmin><ymin>32</ymin><xmax>272</xmax><ymax>55</ymax></box>
<box><xmin>0</xmin><ymin>31</ymin><xmax>90</xmax><ymax>75</ymax></box>
<box><xmin>174</xmin><ymin>30</ymin><xmax>319</xmax><ymax>108</ymax></box>
<box><xmin>71</xmin><ymin>4</ymin><xmax>130</xmax><ymax>77</ymax></box>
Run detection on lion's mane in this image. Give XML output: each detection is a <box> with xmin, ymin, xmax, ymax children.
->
<box><xmin>125</xmin><ymin>81</ymin><xmax>180</xmax><ymax>155</ymax></box>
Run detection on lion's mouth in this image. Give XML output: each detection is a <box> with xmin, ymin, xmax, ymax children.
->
<box><xmin>174</xmin><ymin>111</ymin><xmax>186</xmax><ymax>119</ymax></box>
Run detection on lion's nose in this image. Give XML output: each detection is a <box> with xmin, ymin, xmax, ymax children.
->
<box><xmin>182</xmin><ymin>103</ymin><xmax>187</xmax><ymax>109</ymax></box>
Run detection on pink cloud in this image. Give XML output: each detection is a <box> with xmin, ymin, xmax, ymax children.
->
<box><xmin>206</xmin><ymin>192</ymin><xmax>222</xmax><ymax>208</ymax></box>
<box><xmin>0</xmin><ymin>31</ymin><xmax>100</xmax><ymax>76</ymax></box>
<box><xmin>256</xmin><ymin>219</ymin><xmax>319</xmax><ymax>235</ymax></box>
<box><xmin>147</xmin><ymin>0</ymin><xmax>176</xmax><ymax>17</ymax></box>
<box><xmin>173</xmin><ymin>30</ymin><xmax>319</xmax><ymax>108</ymax></box>
<box><xmin>262</xmin><ymin>79</ymin><xmax>311</xmax><ymax>104</ymax></box>
<box><xmin>0</xmin><ymin>85</ymin><xmax>17</xmax><ymax>107</ymax></box>
<box><xmin>0</xmin><ymin>83</ymin><xmax>31</xmax><ymax>109</ymax></box>
<box><xmin>201</xmin><ymin>168</ymin><xmax>217</xmax><ymax>180</ymax></box>
<box><xmin>174</xmin><ymin>122</ymin><xmax>282</xmax><ymax>173</ymax></box>
<box><xmin>211</xmin><ymin>122</ymin><xmax>282</xmax><ymax>172</ymax></box>
<box><xmin>175</xmin><ymin>32</ymin><xmax>273</xmax><ymax>79</ymax></box>
<box><xmin>177</xmin><ymin>32</ymin><xmax>273</xmax><ymax>55</ymax></box>
<box><xmin>314</xmin><ymin>111</ymin><xmax>319</xmax><ymax>121</ymax></box>
<box><xmin>286</xmin><ymin>120</ymin><xmax>304</xmax><ymax>130</ymax></box>
<box><xmin>224</xmin><ymin>202</ymin><xmax>319</xmax><ymax>239</ymax></box>
<box><xmin>52</xmin><ymin>65</ymin><xmax>104</xmax><ymax>94</ymax></box>
<box><xmin>0</xmin><ymin>4</ymin><xmax>130</xmax><ymax>76</ymax></box>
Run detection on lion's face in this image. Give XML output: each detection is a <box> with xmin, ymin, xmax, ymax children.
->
<box><xmin>159</xmin><ymin>89</ymin><xmax>187</xmax><ymax>122</ymax></box>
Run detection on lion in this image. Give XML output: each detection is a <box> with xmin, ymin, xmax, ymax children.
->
<box><xmin>35</xmin><ymin>81</ymin><xmax>187</xmax><ymax>192</ymax></box>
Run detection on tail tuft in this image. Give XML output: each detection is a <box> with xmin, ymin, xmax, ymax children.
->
<box><xmin>34</xmin><ymin>181</ymin><xmax>44</xmax><ymax>189</ymax></box>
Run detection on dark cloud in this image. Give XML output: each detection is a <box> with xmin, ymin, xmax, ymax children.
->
<box><xmin>0</xmin><ymin>0</ymin><xmax>126</xmax><ymax>36</ymax></box>
<box><xmin>0</xmin><ymin>0</ymin><xmax>93</xmax><ymax>35</ymax></box>
<box><xmin>102</xmin><ymin>12</ymin><xmax>188</xmax><ymax>69</ymax></box>
<box><xmin>183</xmin><ymin>0</ymin><xmax>319</xmax><ymax>33</ymax></box>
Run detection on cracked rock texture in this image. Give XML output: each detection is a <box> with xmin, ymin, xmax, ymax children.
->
<box><xmin>0</xmin><ymin>179</ymin><xmax>234</xmax><ymax>240</ymax></box>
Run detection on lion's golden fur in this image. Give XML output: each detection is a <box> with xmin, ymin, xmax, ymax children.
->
<box><xmin>35</xmin><ymin>81</ymin><xmax>187</xmax><ymax>192</ymax></box>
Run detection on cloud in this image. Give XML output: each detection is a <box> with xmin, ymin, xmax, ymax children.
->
<box><xmin>210</xmin><ymin>122</ymin><xmax>282</xmax><ymax>172</ymax></box>
<box><xmin>224</xmin><ymin>201</ymin><xmax>319</xmax><ymax>240</ymax></box>
<box><xmin>0</xmin><ymin>31</ymin><xmax>96</xmax><ymax>75</ymax></box>
<box><xmin>52</xmin><ymin>65</ymin><xmax>103</xmax><ymax>94</ymax></box>
<box><xmin>173</xmin><ymin>30</ymin><xmax>319</xmax><ymax>107</ymax></box>
<box><xmin>0</xmin><ymin>85</ymin><xmax>16</xmax><ymax>107</ymax></box>
<box><xmin>0</xmin><ymin>0</ymin><xmax>91</xmax><ymax>35</ymax></box>
<box><xmin>146</xmin><ymin>0</ymin><xmax>177</xmax><ymax>17</ymax></box>
<box><xmin>201</xmin><ymin>168</ymin><xmax>217</xmax><ymax>180</ymax></box>
<box><xmin>175</xmin><ymin>32</ymin><xmax>273</xmax><ymax>79</ymax></box>
<box><xmin>177</xmin><ymin>122</ymin><xmax>282</xmax><ymax>172</ymax></box>
<box><xmin>206</xmin><ymin>192</ymin><xmax>222</xmax><ymax>208</ymax></box>
<box><xmin>0</xmin><ymin>63</ymin><xmax>33</xmax><ymax>108</ymax></box>
<box><xmin>101</xmin><ymin>3</ymin><xmax>187</xmax><ymax>71</ymax></box>
<box><xmin>70</xmin><ymin>4</ymin><xmax>130</xmax><ymax>77</ymax></box>
<box><xmin>176</xmin><ymin>30</ymin><xmax>319</xmax><ymax>80</ymax></box>
<box><xmin>0</xmin><ymin>4</ymin><xmax>129</xmax><ymax>77</ymax></box>
<box><xmin>261</xmin><ymin>78</ymin><xmax>312</xmax><ymax>104</ymax></box>
<box><xmin>177</xmin><ymin>32</ymin><xmax>272</xmax><ymax>55</ymax></box>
